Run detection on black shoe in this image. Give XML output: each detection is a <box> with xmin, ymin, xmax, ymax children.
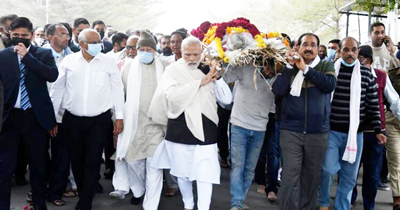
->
<box><xmin>130</xmin><ymin>195</ymin><xmax>143</xmax><ymax>206</ymax></box>
<box><xmin>378</xmin><ymin>182</ymin><xmax>391</xmax><ymax>191</ymax></box>
<box><xmin>103</xmin><ymin>169</ymin><xmax>114</xmax><ymax>179</ymax></box>
<box><xmin>95</xmin><ymin>183</ymin><xmax>104</xmax><ymax>194</ymax></box>
<box><xmin>75</xmin><ymin>201</ymin><xmax>81</xmax><ymax>210</ymax></box>
<box><xmin>33</xmin><ymin>204</ymin><xmax>48</xmax><ymax>210</ymax></box>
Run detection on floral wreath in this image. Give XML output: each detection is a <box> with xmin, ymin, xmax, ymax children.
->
<box><xmin>191</xmin><ymin>18</ymin><xmax>289</xmax><ymax>64</ymax></box>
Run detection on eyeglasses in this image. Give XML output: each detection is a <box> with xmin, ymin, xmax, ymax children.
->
<box><xmin>54</xmin><ymin>34</ymin><xmax>70</xmax><ymax>39</ymax></box>
<box><xmin>126</xmin><ymin>46</ymin><xmax>137</xmax><ymax>50</ymax></box>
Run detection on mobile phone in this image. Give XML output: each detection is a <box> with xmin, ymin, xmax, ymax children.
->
<box><xmin>384</xmin><ymin>38</ymin><xmax>390</xmax><ymax>46</ymax></box>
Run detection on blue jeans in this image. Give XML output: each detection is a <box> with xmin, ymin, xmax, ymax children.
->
<box><xmin>318</xmin><ymin>131</ymin><xmax>364</xmax><ymax>210</ymax></box>
<box><xmin>351</xmin><ymin>132</ymin><xmax>384</xmax><ymax>210</ymax></box>
<box><xmin>230</xmin><ymin>124</ymin><xmax>266</xmax><ymax>208</ymax></box>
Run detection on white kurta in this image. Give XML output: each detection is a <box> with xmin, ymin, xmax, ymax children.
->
<box><xmin>124</xmin><ymin>62</ymin><xmax>164</xmax><ymax>162</ymax></box>
<box><xmin>151</xmin><ymin>140</ymin><xmax>221</xmax><ymax>184</ymax></box>
<box><xmin>148</xmin><ymin>59</ymin><xmax>232</xmax><ymax>185</ymax></box>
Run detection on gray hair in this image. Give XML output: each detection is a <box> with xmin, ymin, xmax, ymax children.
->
<box><xmin>181</xmin><ymin>36</ymin><xmax>202</xmax><ymax>50</ymax></box>
<box><xmin>78</xmin><ymin>28</ymin><xmax>100</xmax><ymax>43</ymax></box>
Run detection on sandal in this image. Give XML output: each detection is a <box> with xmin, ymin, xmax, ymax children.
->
<box><xmin>63</xmin><ymin>189</ymin><xmax>79</xmax><ymax>197</ymax></box>
<box><xmin>50</xmin><ymin>199</ymin><xmax>66</xmax><ymax>206</ymax></box>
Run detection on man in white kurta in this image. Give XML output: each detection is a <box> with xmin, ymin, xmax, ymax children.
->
<box><xmin>148</xmin><ymin>37</ymin><xmax>232</xmax><ymax>210</ymax></box>
<box><xmin>109</xmin><ymin>30</ymin><xmax>166</xmax><ymax>210</ymax></box>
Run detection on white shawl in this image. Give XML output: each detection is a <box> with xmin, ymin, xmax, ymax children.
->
<box><xmin>333</xmin><ymin>58</ymin><xmax>361</xmax><ymax>164</ymax></box>
<box><xmin>290</xmin><ymin>56</ymin><xmax>320</xmax><ymax>97</ymax></box>
<box><xmin>116</xmin><ymin>56</ymin><xmax>164</xmax><ymax>161</ymax></box>
<box><xmin>147</xmin><ymin>58</ymin><xmax>218</xmax><ymax>142</ymax></box>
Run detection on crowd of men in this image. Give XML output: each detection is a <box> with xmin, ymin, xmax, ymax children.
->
<box><xmin>0</xmin><ymin>14</ymin><xmax>400</xmax><ymax>210</ymax></box>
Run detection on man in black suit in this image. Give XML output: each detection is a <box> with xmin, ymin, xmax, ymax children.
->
<box><xmin>0</xmin><ymin>17</ymin><xmax>58</xmax><ymax>210</ymax></box>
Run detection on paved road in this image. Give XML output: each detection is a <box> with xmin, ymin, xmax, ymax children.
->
<box><xmin>11</xmin><ymin>166</ymin><xmax>393</xmax><ymax>210</ymax></box>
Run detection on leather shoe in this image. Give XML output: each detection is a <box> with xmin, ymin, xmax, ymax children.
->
<box><xmin>103</xmin><ymin>169</ymin><xmax>114</xmax><ymax>179</ymax></box>
<box><xmin>33</xmin><ymin>204</ymin><xmax>47</xmax><ymax>210</ymax></box>
<box><xmin>95</xmin><ymin>182</ymin><xmax>103</xmax><ymax>194</ymax></box>
<box><xmin>130</xmin><ymin>195</ymin><xmax>143</xmax><ymax>206</ymax></box>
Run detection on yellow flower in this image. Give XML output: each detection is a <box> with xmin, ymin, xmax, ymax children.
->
<box><xmin>223</xmin><ymin>56</ymin><xmax>230</xmax><ymax>63</ymax></box>
<box><xmin>215</xmin><ymin>37</ymin><xmax>225</xmax><ymax>59</ymax></box>
<box><xmin>260</xmin><ymin>33</ymin><xmax>267</xmax><ymax>39</ymax></box>
<box><xmin>254</xmin><ymin>34</ymin><xmax>266</xmax><ymax>48</ymax></box>
<box><xmin>202</xmin><ymin>26</ymin><xmax>218</xmax><ymax>45</ymax></box>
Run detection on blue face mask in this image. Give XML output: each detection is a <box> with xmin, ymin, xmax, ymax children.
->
<box><xmin>138</xmin><ymin>51</ymin><xmax>154</xmax><ymax>64</ymax></box>
<box><xmin>341</xmin><ymin>59</ymin><xmax>358</xmax><ymax>67</ymax></box>
<box><xmin>85</xmin><ymin>43</ymin><xmax>102</xmax><ymax>57</ymax></box>
<box><xmin>51</xmin><ymin>48</ymin><xmax>61</xmax><ymax>58</ymax></box>
<box><xmin>327</xmin><ymin>49</ymin><xmax>336</xmax><ymax>60</ymax></box>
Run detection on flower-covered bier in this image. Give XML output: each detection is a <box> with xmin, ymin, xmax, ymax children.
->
<box><xmin>191</xmin><ymin>17</ymin><xmax>290</xmax><ymax>77</ymax></box>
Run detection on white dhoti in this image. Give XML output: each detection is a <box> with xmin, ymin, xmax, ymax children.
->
<box><xmin>112</xmin><ymin>157</ymin><xmax>163</xmax><ymax>210</ymax></box>
<box><xmin>152</xmin><ymin>140</ymin><xmax>220</xmax><ymax>210</ymax></box>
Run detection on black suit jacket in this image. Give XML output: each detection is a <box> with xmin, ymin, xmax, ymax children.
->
<box><xmin>0</xmin><ymin>46</ymin><xmax>58</xmax><ymax>130</ymax></box>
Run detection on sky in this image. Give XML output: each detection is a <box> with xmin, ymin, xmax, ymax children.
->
<box><xmin>148</xmin><ymin>0</ymin><xmax>269</xmax><ymax>34</ymax></box>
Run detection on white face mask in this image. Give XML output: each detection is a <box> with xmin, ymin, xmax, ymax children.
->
<box><xmin>35</xmin><ymin>37</ymin><xmax>44</xmax><ymax>46</ymax></box>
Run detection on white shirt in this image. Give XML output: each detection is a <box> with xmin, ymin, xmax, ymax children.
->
<box><xmin>50</xmin><ymin>52</ymin><xmax>124</xmax><ymax>119</ymax></box>
<box><xmin>43</xmin><ymin>44</ymin><xmax>66</xmax><ymax>123</ymax></box>
<box><xmin>14</xmin><ymin>46</ymin><xmax>31</xmax><ymax>109</ymax></box>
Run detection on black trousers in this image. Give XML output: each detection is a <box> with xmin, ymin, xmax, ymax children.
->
<box><xmin>217</xmin><ymin>105</ymin><xmax>231</xmax><ymax>161</ymax></box>
<box><xmin>0</xmin><ymin>109</ymin><xmax>50</xmax><ymax>209</ymax></box>
<box><xmin>104</xmin><ymin>123</ymin><xmax>115</xmax><ymax>171</ymax></box>
<box><xmin>14</xmin><ymin>139</ymin><xmax>28</xmax><ymax>181</ymax></box>
<box><xmin>63</xmin><ymin>110</ymin><xmax>112</xmax><ymax>210</ymax></box>
<box><xmin>47</xmin><ymin>123</ymin><xmax>70</xmax><ymax>201</ymax></box>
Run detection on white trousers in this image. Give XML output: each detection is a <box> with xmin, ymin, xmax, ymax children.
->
<box><xmin>178</xmin><ymin>177</ymin><xmax>213</xmax><ymax>210</ymax></box>
<box><xmin>68</xmin><ymin>165</ymin><xmax>77</xmax><ymax>189</ymax></box>
<box><xmin>112</xmin><ymin>157</ymin><xmax>163</xmax><ymax>210</ymax></box>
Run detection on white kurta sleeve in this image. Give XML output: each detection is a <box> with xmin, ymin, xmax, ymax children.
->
<box><xmin>385</xmin><ymin>75</ymin><xmax>400</xmax><ymax>120</ymax></box>
<box><xmin>214</xmin><ymin>77</ymin><xmax>232</xmax><ymax>105</ymax></box>
<box><xmin>109</xmin><ymin>59</ymin><xmax>125</xmax><ymax>120</ymax></box>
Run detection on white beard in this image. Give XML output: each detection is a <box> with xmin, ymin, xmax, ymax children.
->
<box><xmin>183</xmin><ymin>59</ymin><xmax>200</xmax><ymax>70</ymax></box>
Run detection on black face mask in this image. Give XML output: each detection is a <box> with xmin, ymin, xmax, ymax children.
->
<box><xmin>162</xmin><ymin>47</ymin><xmax>173</xmax><ymax>56</ymax></box>
<box><xmin>12</xmin><ymin>37</ymin><xmax>31</xmax><ymax>48</ymax></box>
<box><xmin>118</xmin><ymin>46</ymin><xmax>125</xmax><ymax>52</ymax></box>
<box><xmin>99</xmin><ymin>31</ymin><xmax>105</xmax><ymax>39</ymax></box>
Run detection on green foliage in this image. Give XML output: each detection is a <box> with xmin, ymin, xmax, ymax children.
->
<box><xmin>355</xmin><ymin>0</ymin><xmax>399</xmax><ymax>14</ymax></box>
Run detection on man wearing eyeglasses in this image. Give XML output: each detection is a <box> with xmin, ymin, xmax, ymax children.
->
<box><xmin>50</xmin><ymin>28</ymin><xmax>124</xmax><ymax>210</ymax></box>
<box><xmin>40</xmin><ymin>23</ymin><xmax>73</xmax><ymax>207</ymax></box>
<box><xmin>0</xmin><ymin>17</ymin><xmax>58</xmax><ymax>210</ymax></box>
<box><xmin>116</xmin><ymin>35</ymin><xmax>139</xmax><ymax>71</ymax></box>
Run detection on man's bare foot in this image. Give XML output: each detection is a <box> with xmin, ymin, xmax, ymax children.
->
<box><xmin>256</xmin><ymin>185</ymin><xmax>266</xmax><ymax>195</ymax></box>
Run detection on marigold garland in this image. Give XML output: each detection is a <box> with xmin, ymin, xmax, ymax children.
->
<box><xmin>215</xmin><ymin>37</ymin><xmax>225</xmax><ymax>59</ymax></box>
<box><xmin>191</xmin><ymin>18</ymin><xmax>288</xmax><ymax>64</ymax></box>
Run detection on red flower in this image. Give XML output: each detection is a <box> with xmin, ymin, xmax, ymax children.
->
<box><xmin>199</xmin><ymin>21</ymin><xmax>212</xmax><ymax>33</ymax></box>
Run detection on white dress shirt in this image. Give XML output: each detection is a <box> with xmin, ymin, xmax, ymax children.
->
<box><xmin>50</xmin><ymin>52</ymin><xmax>124</xmax><ymax>119</ymax></box>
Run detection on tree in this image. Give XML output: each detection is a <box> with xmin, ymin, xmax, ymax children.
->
<box><xmin>355</xmin><ymin>0</ymin><xmax>399</xmax><ymax>14</ymax></box>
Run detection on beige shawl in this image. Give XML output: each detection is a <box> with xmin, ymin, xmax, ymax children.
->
<box><xmin>147</xmin><ymin>59</ymin><xmax>218</xmax><ymax>142</ymax></box>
